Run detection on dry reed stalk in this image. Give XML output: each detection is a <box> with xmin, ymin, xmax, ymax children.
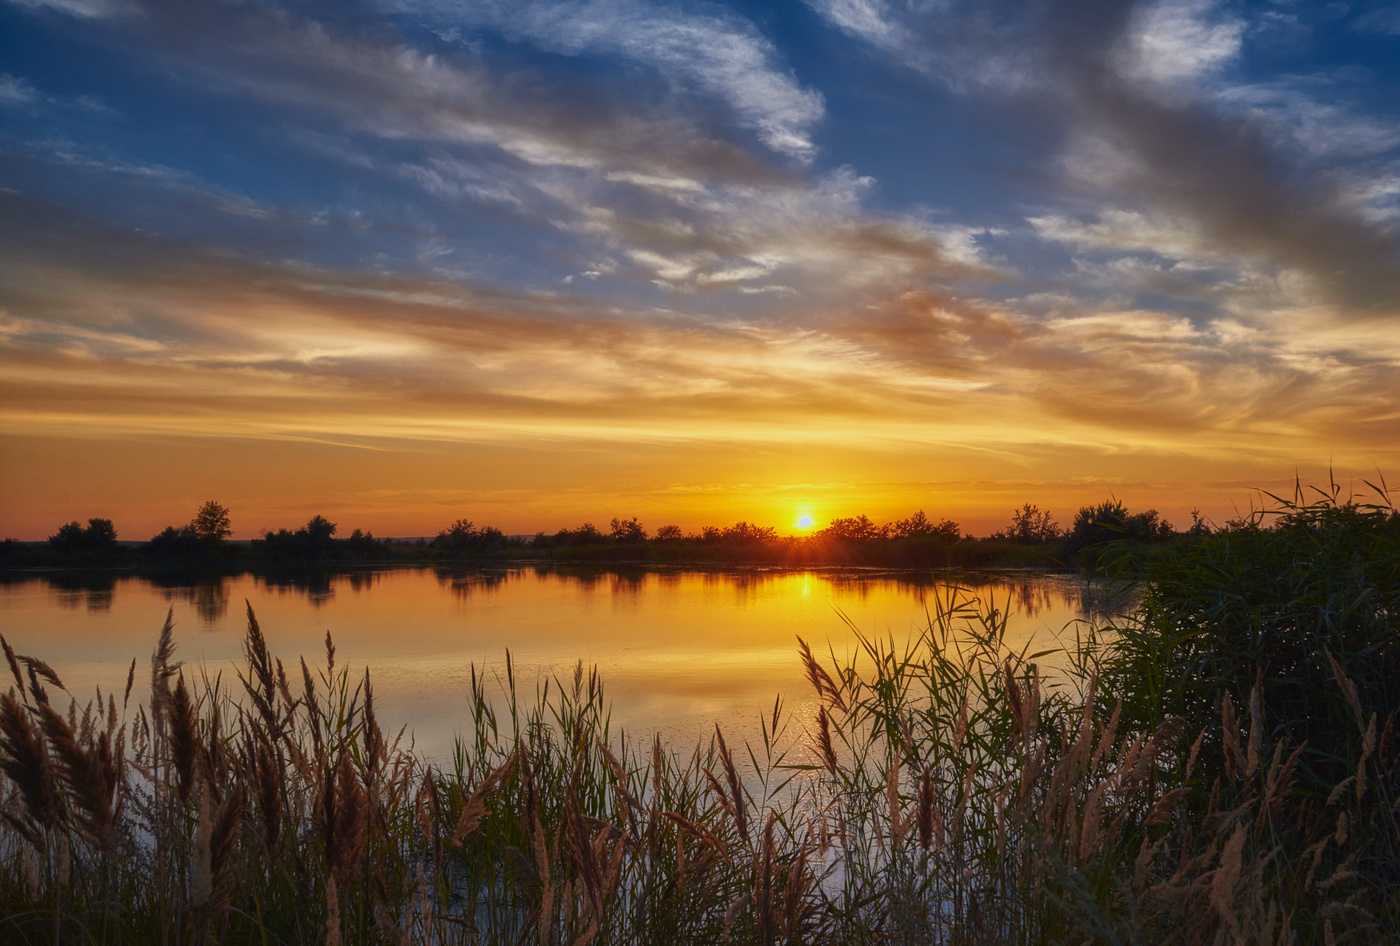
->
<box><xmin>326</xmin><ymin>749</ymin><xmax>367</xmax><ymax>889</ymax></box>
<box><xmin>0</xmin><ymin>690</ymin><xmax>63</xmax><ymax>847</ymax></box>
<box><xmin>886</xmin><ymin>753</ymin><xmax>903</xmax><ymax>842</ymax></box>
<box><xmin>241</xmin><ymin>604</ymin><xmax>282</xmax><ymax>739</ymax></box>
<box><xmin>191</xmin><ymin>783</ymin><xmax>214</xmax><ymax>911</ymax></box>
<box><xmin>36</xmin><ymin>700</ymin><xmax>119</xmax><ymax>851</ymax></box>
<box><xmin>450</xmin><ymin>750</ymin><xmax>517</xmax><ymax>843</ymax></box>
<box><xmin>22</xmin><ymin>657</ymin><xmax>65</xmax><ymax>693</ymax></box>
<box><xmin>301</xmin><ymin>657</ymin><xmax>322</xmax><ymax>752</ymax></box>
<box><xmin>1222</xmin><ymin>694</ymin><xmax>1244</xmax><ymax>781</ymax></box>
<box><xmin>362</xmin><ymin>669</ymin><xmax>385</xmax><ymax>779</ymax></box>
<box><xmin>714</xmin><ymin>726</ymin><xmax>749</xmax><ymax>846</ymax></box>
<box><xmin>151</xmin><ymin>609</ymin><xmax>178</xmax><ymax>738</ymax></box>
<box><xmin>207</xmin><ymin>783</ymin><xmax>244</xmax><ymax>916</ymax></box>
<box><xmin>1</xmin><ymin>634</ymin><xmax>23</xmax><ymax>691</ymax></box>
<box><xmin>755</xmin><ymin>810</ymin><xmax>776</xmax><ymax>946</ymax></box>
<box><xmin>797</xmin><ymin>637</ymin><xmax>846</xmax><ymax>713</ymax></box>
<box><xmin>170</xmin><ymin>673</ymin><xmax>199</xmax><ymax>803</ymax></box>
<box><xmin>599</xmin><ymin>741</ymin><xmax>641</xmax><ymax>839</ymax></box>
<box><xmin>255</xmin><ymin>738</ymin><xmax>282</xmax><ymax>850</ymax></box>
<box><xmin>816</xmin><ymin>706</ymin><xmax>838</xmax><ymax>778</ymax></box>
<box><xmin>326</xmin><ymin>875</ymin><xmax>342</xmax><ymax>946</ymax></box>
<box><xmin>918</xmin><ymin>767</ymin><xmax>935</xmax><ymax>852</ymax></box>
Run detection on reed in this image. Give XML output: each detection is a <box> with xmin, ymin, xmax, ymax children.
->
<box><xmin>0</xmin><ymin>485</ymin><xmax>1396</xmax><ymax>943</ymax></box>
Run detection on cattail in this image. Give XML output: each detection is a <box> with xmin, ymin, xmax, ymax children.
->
<box><xmin>324</xmin><ymin>630</ymin><xmax>336</xmax><ymax>676</ymax></box>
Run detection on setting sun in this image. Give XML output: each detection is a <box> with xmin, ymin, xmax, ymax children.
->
<box><xmin>795</xmin><ymin>515</ymin><xmax>814</xmax><ymax>529</ymax></box>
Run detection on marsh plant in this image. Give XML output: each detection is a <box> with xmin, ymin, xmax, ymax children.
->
<box><xmin>1</xmin><ymin>482</ymin><xmax>1397</xmax><ymax>944</ymax></box>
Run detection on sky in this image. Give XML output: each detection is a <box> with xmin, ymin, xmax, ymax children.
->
<box><xmin>1</xmin><ymin>0</ymin><xmax>1398</xmax><ymax>540</ymax></box>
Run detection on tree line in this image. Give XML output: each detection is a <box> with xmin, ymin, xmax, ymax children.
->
<box><xmin>1</xmin><ymin>496</ymin><xmax>1207</xmax><ymax>570</ymax></box>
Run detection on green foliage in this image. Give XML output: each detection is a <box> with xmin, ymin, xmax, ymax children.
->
<box><xmin>1100</xmin><ymin>477</ymin><xmax>1400</xmax><ymax>788</ymax></box>
<box><xmin>1062</xmin><ymin>498</ymin><xmax>1173</xmax><ymax>560</ymax></box>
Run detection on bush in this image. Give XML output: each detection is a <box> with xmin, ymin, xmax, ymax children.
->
<box><xmin>1100</xmin><ymin>478</ymin><xmax>1400</xmax><ymax>788</ymax></box>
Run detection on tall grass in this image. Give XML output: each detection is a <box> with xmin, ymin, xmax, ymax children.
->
<box><xmin>2</xmin><ymin>484</ymin><xmax>1397</xmax><ymax>943</ymax></box>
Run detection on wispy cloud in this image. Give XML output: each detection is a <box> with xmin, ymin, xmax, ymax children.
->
<box><xmin>397</xmin><ymin>0</ymin><xmax>826</xmax><ymax>161</ymax></box>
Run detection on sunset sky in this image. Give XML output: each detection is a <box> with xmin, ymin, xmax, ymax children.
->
<box><xmin>1</xmin><ymin>0</ymin><xmax>1397</xmax><ymax>540</ymax></box>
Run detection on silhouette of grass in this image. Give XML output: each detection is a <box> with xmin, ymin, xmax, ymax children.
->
<box><xmin>0</xmin><ymin>482</ymin><xmax>1396</xmax><ymax>943</ymax></box>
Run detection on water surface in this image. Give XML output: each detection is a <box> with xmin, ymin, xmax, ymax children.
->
<box><xmin>0</xmin><ymin>566</ymin><xmax>1122</xmax><ymax>758</ymax></box>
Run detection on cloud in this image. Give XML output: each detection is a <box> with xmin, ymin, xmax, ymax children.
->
<box><xmin>0</xmin><ymin>73</ymin><xmax>40</xmax><ymax>106</ymax></box>
<box><xmin>807</xmin><ymin>0</ymin><xmax>1400</xmax><ymax>315</ymax></box>
<box><xmin>4</xmin><ymin>0</ymin><xmax>136</xmax><ymax>18</ymax></box>
<box><xmin>1112</xmin><ymin>0</ymin><xmax>1245</xmax><ymax>87</ymax></box>
<box><xmin>397</xmin><ymin>0</ymin><xmax>826</xmax><ymax>161</ymax></box>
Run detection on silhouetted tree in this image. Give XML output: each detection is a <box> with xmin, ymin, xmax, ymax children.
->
<box><xmin>432</xmin><ymin>519</ymin><xmax>478</xmax><ymax>550</ymax></box>
<box><xmin>721</xmin><ymin>522</ymin><xmax>778</xmax><ymax>543</ymax></box>
<box><xmin>145</xmin><ymin>525</ymin><xmax>207</xmax><ymax>560</ymax></box>
<box><xmin>1063</xmin><ymin>499</ymin><xmax>1173</xmax><ymax>558</ymax></box>
<box><xmin>305</xmin><ymin>515</ymin><xmax>336</xmax><ymax>543</ymax></box>
<box><xmin>191</xmin><ymin>501</ymin><xmax>232</xmax><ymax>543</ymax></box>
<box><xmin>994</xmin><ymin>504</ymin><xmax>1059</xmax><ymax>544</ymax></box>
<box><xmin>610</xmin><ymin>517</ymin><xmax>647</xmax><ymax>542</ymax></box>
<box><xmin>48</xmin><ymin>518</ymin><xmax>118</xmax><ymax>555</ymax></box>
<box><xmin>552</xmin><ymin>523</ymin><xmax>604</xmax><ymax>546</ymax></box>
<box><xmin>653</xmin><ymin>524</ymin><xmax>685</xmax><ymax>542</ymax></box>
<box><xmin>890</xmin><ymin>510</ymin><xmax>961</xmax><ymax>541</ymax></box>
<box><xmin>820</xmin><ymin>515</ymin><xmax>881</xmax><ymax>542</ymax></box>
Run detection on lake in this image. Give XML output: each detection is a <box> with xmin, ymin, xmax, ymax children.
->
<box><xmin>0</xmin><ymin>566</ymin><xmax>1125</xmax><ymax>760</ymax></box>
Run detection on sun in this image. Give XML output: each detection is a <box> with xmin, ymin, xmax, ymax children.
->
<box><xmin>795</xmin><ymin>515</ymin><xmax>814</xmax><ymax>529</ymax></box>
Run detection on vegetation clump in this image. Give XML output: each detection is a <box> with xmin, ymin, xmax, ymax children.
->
<box><xmin>1</xmin><ymin>479</ymin><xmax>1396</xmax><ymax>943</ymax></box>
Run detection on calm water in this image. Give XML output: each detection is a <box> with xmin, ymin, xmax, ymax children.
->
<box><xmin>0</xmin><ymin>566</ymin><xmax>1123</xmax><ymax>759</ymax></box>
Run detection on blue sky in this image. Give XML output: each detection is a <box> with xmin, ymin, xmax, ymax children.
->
<box><xmin>1</xmin><ymin>0</ymin><xmax>1398</xmax><ymax>537</ymax></box>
